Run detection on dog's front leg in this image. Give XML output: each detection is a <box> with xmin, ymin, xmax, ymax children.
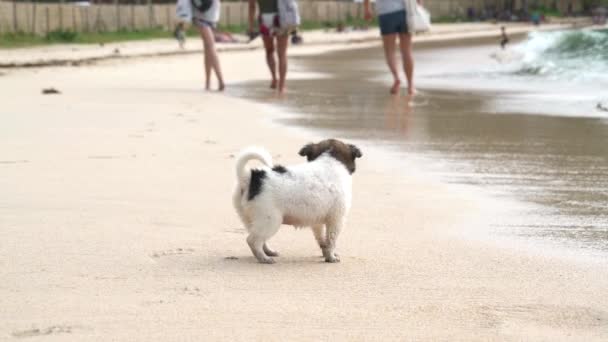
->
<box><xmin>323</xmin><ymin>218</ymin><xmax>343</xmax><ymax>263</ymax></box>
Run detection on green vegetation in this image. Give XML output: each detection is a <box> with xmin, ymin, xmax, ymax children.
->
<box><xmin>529</xmin><ymin>4</ymin><xmax>563</xmax><ymax>17</ymax></box>
<box><xmin>432</xmin><ymin>16</ymin><xmax>468</xmax><ymax>23</ymax></box>
<box><xmin>300</xmin><ymin>15</ymin><xmax>378</xmax><ymax>30</ymax></box>
<box><xmin>583</xmin><ymin>0</ymin><xmax>608</xmax><ymax>8</ymax></box>
<box><xmin>0</xmin><ymin>27</ymin><xmax>200</xmax><ymax>48</ymax></box>
<box><xmin>217</xmin><ymin>17</ymin><xmax>377</xmax><ymax>34</ymax></box>
<box><xmin>1</xmin><ymin>17</ymin><xmax>378</xmax><ymax>48</ymax></box>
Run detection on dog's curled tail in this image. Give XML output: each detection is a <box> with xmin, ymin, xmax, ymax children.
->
<box><xmin>235</xmin><ymin>146</ymin><xmax>273</xmax><ymax>182</ymax></box>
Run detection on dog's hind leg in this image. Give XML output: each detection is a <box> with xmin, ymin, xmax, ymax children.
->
<box><xmin>311</xmin><ymin>224</ymin><xmax>327</xmax><ymax>255</ymax></box>
<box><xmin>323</xmin><ymin>218</ymin><xmax>344</xmax><ymax>263</ymax></box>
<box><xmin>232</xmin><ymin>187</ymin><xmax>250</xmax><ymax>230</ymax></box>
<box><xmin>246</xmin><ymin>213</ymin><xmax>281</xmax><ymax>264</ymax></box>
<box><xmin>263</xmin><ymin>243</ymin><xmax>279</xmax><ymax>257</ymax></box>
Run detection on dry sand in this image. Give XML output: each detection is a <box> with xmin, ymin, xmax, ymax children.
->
<box><xmin>1</xmin><ymin>26</ymin><xmax>607</xmax><ymax>341</ymax></box>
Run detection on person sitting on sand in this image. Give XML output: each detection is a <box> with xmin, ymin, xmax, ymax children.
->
<box><xmin>192</xmin><ymin>0</ymin><xmax>225</xmax><ymax>91</ymax></box>
<box><xmin>248</xmin><ymin>0</ymin><xmax>298</xmax><ymax>93</ymax></box>
<box><xmin>214</xmin><ymin>30</ymin><xmax>238</xmax><ymax>43</ymax></box>
<box><xmin>364</xmin><ymin>0</ymin><xmax>418</xmax><ymax>95</ymax></box>
<box><xmin>500</xmin><ymin>26</ymin><xmax>509</xmax><ymax>50</ymax></box>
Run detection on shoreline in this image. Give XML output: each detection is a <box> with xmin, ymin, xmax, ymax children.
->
<box><xmin>1</xmin><ymin>23</ymin><xmax>607</xmax><ymax>340</ymax></box>
<box><xmin>0</xmin><ymin>20</ymin><xmax>588</xmax><ymax>68</ymax></box>
<box><xmin>245</xmin><ymin>84</ymin><xmax>608</xmax><ymax>267</ymax></box>
<box><xmin>245</xmin><ymin>39</ymin><xmax>607</xmax><ymax>264</ymax></box>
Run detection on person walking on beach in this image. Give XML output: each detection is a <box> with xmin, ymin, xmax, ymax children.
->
<box><xmin>364</xmin><ymin>0</ymin><xmax>418</xmax><ymax>95</ymax></box>
<box><xmin>248</xmin><ymin>0</ymin><xmax>298</xmax><ymax>93</ymax></box>
<box><xmin>192</xmin><ymin>0</ymin><xmax>225</xmax><ymax>91</ymax></box>
<box><xmin>500</xmin><ymin>26</ymin><xmax>509</xmax><ymax>50</ymax></box>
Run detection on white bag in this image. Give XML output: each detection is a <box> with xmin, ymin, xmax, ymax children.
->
<box><xmin>277</xmin><ymin>0</ymin><xmax>300</xmax><ymax>29</ymax></box>
<box><xmin>406</xmin><ymin>0</ymin><xmax>431</xmax><ymax>33</ymax></box>
<box><xmin>176</xmin><ymin>0</ymin><xmax>193</xmax><ymax>23</ymax></box>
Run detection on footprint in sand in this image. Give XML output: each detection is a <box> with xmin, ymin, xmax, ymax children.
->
<box><xmin>226</xmin><ymin>154</ymin><xmax>279</xmax><ymax>159</ymax></box>
<box><xmin>140</xmin><ymin>299</ymin><xmax>167</xmax><ymax>306</ymax></box>
<box><xmin>225</xmin><ymin>228</ymin><xmax>245</xmax><ymax>235</ymax></box>
<box><xmin>12</xmin><ymin>325</ymin><xmax>78</xmax><ymax>338</ymax></box>
<box><xmin>172</xmin><ymin>112</ymin><xmax>203</xmax><ymax>125</ymax></box>
<box><xmin>150</xmin><ymin>248</ymin><xmax>195</xmax><ymax>259</ymax></box>
<box><xmin>0</xmin><ymin>160</ymin><xmax>29</xmax><ymax>165</ymax></box>
<box><xmin>172</xmin><ymin>113</ymin><xmax>193</xmax><ymax>121</ymax></box>
<box><xmin>87</xmin><ymin>155</ymin><xmax>136</xmax><ymax>160</ymax></box>
<box><xmin>179</xmin><ymin>286</ymin><xmax>205</xmax><ymax>297</ymax></box>
<box><xmin>125</xmin><ymin>121</ymin><xmax>155</xmax><ymax>134</ymax></box>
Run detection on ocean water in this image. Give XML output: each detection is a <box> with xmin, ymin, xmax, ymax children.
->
<box><xmin>512</xmin><ymin>29</ymin><xmax>608</xmax><ymax>83</ymax></box>
<box><xmin>418</xmin><ymin>29</ymin><xmax>608</xmax><ymax>117</ymax></box>
<box><xmin>234</xmin><ymin>29</ymin><xmax>608</xmax><ymax>258</ymax></box>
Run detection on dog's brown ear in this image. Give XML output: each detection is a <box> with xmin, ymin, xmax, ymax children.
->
<box><xmin>349</xmin><ymin>144</ymin><xmax>362</xmax><ymax>159</ymax></box>
<box><xmin>299</xmin><ymin>143</ymin><xmax>314</xmax><ymax>158</ymax></box>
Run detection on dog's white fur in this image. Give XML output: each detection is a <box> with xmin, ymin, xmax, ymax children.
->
<box><xmin>232</xmin><ymin>146</ymin><xmax>353</xmax><ymax>264</ymax></box>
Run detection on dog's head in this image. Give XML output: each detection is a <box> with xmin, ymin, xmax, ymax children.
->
<box><xmin>298</xmin><ymin>139</ymin><xmax>363</xmax><ymax>174</ymax></box>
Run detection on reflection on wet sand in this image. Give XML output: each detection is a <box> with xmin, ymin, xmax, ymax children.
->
<box><xmin>383</xmin><ymin>94</ymin><xmax>412</xmax><ymax>136</ymax></box>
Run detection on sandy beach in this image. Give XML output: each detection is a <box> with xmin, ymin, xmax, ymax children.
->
<box><xmin>1</xmin><ymin>23</ymin><xmax>608</xmax><ymax>340</ymax></box>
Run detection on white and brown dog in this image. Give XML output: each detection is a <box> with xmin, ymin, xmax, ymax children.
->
<box><xmin>232</xmin><ymin>139</ymin><xmax>362</xmax><ymax>264</ymax></box>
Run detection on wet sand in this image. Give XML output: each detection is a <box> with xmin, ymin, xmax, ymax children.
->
<box><xmin>234</xmin><ymin>41</ymin><xmax>608</xmax><ymax>258</ymax></box>
<box><xmin>1</xmin><ymin>37</ymin><xmax>607</xmax><ymax>340</ymax></box>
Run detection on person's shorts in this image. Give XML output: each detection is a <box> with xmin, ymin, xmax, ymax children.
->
<box><xmin>259</xmin><ymin>13</ymin><xmax>295</xmax><ymax>36</ymax></box>
<box><xmin>378</xmin><ymin>10</ymin><xmax>408</xmax><ymax>36</ymax></box>
<box><xmin>193</xmin><ymin>17</ymin><xmax>216</xmax><ymax>29</ymax></box>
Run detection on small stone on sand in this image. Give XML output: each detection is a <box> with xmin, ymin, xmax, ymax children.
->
<box><xmin>42</xmin><ymin>88</ymin><xmax>61</xmax><ymax>95</ymax></box>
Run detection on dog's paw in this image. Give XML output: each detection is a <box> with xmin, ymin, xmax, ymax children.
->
<box><xmin>324</xmin><ymin>254</ymin><xmax>340</xmax><ymax>263</ymax></box>
<box><xmin>264</xmin><ymin>250</ymin><xmax>279</xmax><ymax>257</ymax></box>
<box><xmin>258</xmin><ymin>258</ymin><xmax>276</xmax><ymax>264</ymax></box>
<box><xmin>263</xmin><ymin>244</ymin><xmax>279</xmax><ymax>257</ymax></box>
<box><xmin>319</xmin><ymin>252</ymin><xmax>337</xmax><ymax>258</ymax></box>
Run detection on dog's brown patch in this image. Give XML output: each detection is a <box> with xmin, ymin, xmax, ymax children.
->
<box><xmin>282</xmin><ymin>215</ymin><xmax>307</xmax><ymax>228</ymax></box>
<box><xmin>298</xmin><ymin>139</ymin><xmax>362</xmax><ymax>174</ymax></box>
<box><xmin>282</xmin><ymin>215</ymin><xmax>298</xmax><ymax>225</ymax></box>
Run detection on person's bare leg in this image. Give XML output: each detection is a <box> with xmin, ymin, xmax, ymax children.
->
<box><xmin>200</xmin><ymin>25</ymin><xmax>225</xmax><ymax>91</ymax></box>
<box><xmin>276</xmin><ymin>34</ymin><xmax>289</xmax><ymax>93</ymax></box>
<box><xmin>399</xmin><ymin>32</ymin><xmax>415</xmax><ymax>95</ymax></box>
<box><xmin>382</xmin><ymin>33</ymin><xmax>400</xmax><ymax>94</ymax></box>
<box><xmin>199</xmin><ymin>27</ymin><xmax>212</xmax><ymax>90</ymax></box>
<box><xmin>262</xmin><ymin>35</ymin><xmax>278</xmax><ymax>89</ymax></box>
